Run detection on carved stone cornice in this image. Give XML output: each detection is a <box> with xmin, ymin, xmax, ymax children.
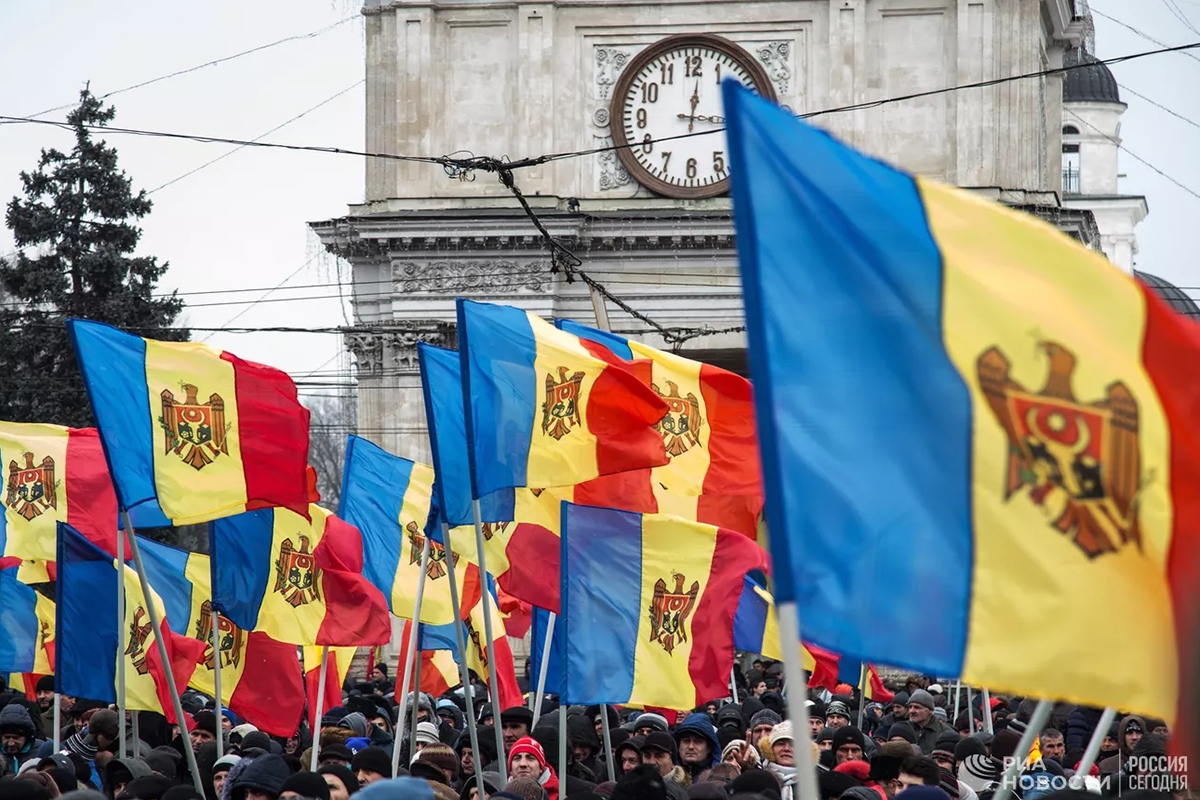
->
<box><xmin>344</xmin><ymin>321</ymin><xmax>455</xmax><ymax>375</ymax></box>
<box><xmin>393</xmin><ymin>260</ymin><xmax>550</xmax><ymax>294</ymax></box>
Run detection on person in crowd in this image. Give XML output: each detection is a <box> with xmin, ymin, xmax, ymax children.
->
<box><xmin>671</xmin><ymin>715</ymin><xmax>718</xmax><ymax>784</ymax></box>
<box><xmin>823</xmin><ymin>703</ymin><xmax>850</xmax><ymax>731</ymax></box>
<box><xmin>0</xmin><ymin>705</ymin><xmax>44</xmax><ymax>772</ymax></box>
<box><xmin>415</xmin><ymin>744</ymin><xmax>459</xmax><ymax>785</ymax></box>
<box><xmin>351</xmin><ymin>748</ymin><xmax>393</xmax><ymax>786</ymax></box>
<box><xmin>279</xmin><ymin>773</ymin><xmax>330</xmax><ymax>800</ymax></box>
<box><xmin>615</xmin><ymin>737</ymin><xmax>644</xmax><ymax>776</ymax></box>
<box><xmin>228</xmin><ymin>754</ymin><xmax>290</xmax><ymax>800</ymax></box>
<box><xmin>761</xmin><ymin>720</ymin><xmax>795</xmax><ymax>800</ymax></box>
<box><xmin>748</xmin><ymin>710</ymin><xmax>781</xmax><ymax>750</ymax></box>
<box><xmin>211</xmin><ymin>755</ymin><xmax>241</xmax><ymax>800</ymax></box>
<box><xmin>508</xmin><ymin>738</ymin><xmax>558</xmax><ymax>800</ymax></box>
<box><xmin>898</xmin><ymin>756</ymin><xmax>941</xmax><ymax>792</ymax></box>
<box><xmin>631</xmin><ymin>715</ymin><xmax>668</xmax><ymax>740</ymax></box>
<box><xmin>638</xmin><ymin>734</ymin><xmax>678</xmax><ymax>782</ymax></box>
<box><xmin>316</xmin><ymin>764</ymin><xmax>358</xmax><ymax>800</ymax></box>
<box><xmin>454</xmin><ymin>726</ymin><xmax>497</xmax><ymax>792</ymax></box>
<box><xmin>1098</xmin><ymin>715</ymin><xmax>1144</xmax><ymax>775</ymax></box>
<box><xmin>904</xmin><ymin>693</ymin><xmax>950</xmax><ymax>755</ymax></box>
<box><xmin>832</xmin><ymin>727</ymin><xmax>867</xmax><ymax>766</ymax></box>
<box><xmin>436</xmin><ymin>703</ymin><xmax>463</xmax><ymax>733</ymax></box>
<box><xmin>317</xmin><ymin>746</ymin><xmax>354</xmax><ymax>771</ymax></box>
<box><xmin>370</xmin><ymin>666</ymin><xmax>393</xmax><ymax>695</ymax></box>
<box><xmin>501</xmin><ymin>710</ymin><xmax>534</xmax><ymax>757</ymax></box>
<box><xmin>189</xmin><ymin>714</ymin><xmax>219</xmax><ymax>756</ymax></box>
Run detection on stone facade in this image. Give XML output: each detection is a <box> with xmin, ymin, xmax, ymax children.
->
<box><xmin>312</xmin><ymin>0</ymin><xmax>1086</xmax><ymax>664</ymax></box>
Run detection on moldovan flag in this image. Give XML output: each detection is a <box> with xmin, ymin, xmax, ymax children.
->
<box><xmin>723</xmin><ymin>81</ymin><xmax>1200</xmax><ymax>730</ymax></box>
<box><xmin>67</xmin><ymin>319</ymin><xmax>311</xmax><ymax>528</ymax></box>
<box><xmin>560</xmin><ymin>503</ymin><xmax>770</xmax><ymax>707</ymax></box>
<box><xmin>731</xmin><ymin>576</ymin><xmax>838</xmax><ymax>689</ymax></box>
<box><xmin>865</xmin><ymin>665</ymin><xmax>895</xmax><ymax>704</ymax></box>
<box><xmin>210</xmin><ymin>504</ymin><xmax>391</xmax><ymax>646</ymax></box>
<box><xmin>0</xmin><ymin>565</ymin><xmax>54</xmax><ymax>674</ymax></box>
<box><xmin>394</xmin><ymin>621</ymin><xmax>463</xmax><ymax>703</ymax></box>
<box><xmin>0</xmin><ymin>424</ymin><xmax>121</xmax><ymax>583</ymax></box>
<box><xmin>556</xmin><ymin>321</ymin><xmax>763</xmax><ymax>537</ymax></box>
<box><xmin>304</xmin><ymin>646</ymin><xmax>356</xmax><ymax>733</ymax></box>
<box><xmin>137</xmin><ymin>536</ymin><xmax>304</xmax><ymax>735</ymax></box>
<box><xmin>457</xmin><ymin>299</ymin><xmax>668</xmax><ymax>498</ymax></box>
<box><xmin>339</xmin><ymin>435</ymin><xmax>481</xmax><ymax>624</ymax></box>
<box><xmin>55</xmin><ymin>522</ymin><xmax>204</xmax><ymax>723</ymax></box>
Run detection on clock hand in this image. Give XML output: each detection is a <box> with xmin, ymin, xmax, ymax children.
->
<box><xmin>676</xmin><ymin>113</ymin><xmax>725</xmax><ymax>124</ymax></box>
<box><xmin>687</xmin><ymin>81</ymin><xmax>700</xmax><ymax>132</ymax></box>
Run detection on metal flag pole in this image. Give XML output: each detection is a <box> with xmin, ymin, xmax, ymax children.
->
<box><xmin>966</xmin><ymin>686</ymin><xmax>976</xmax><ymax>733</ymax></box>
<box><xmin>122</xmin><ymin>510</ymin><xmax>204</xmax><ymax>793</ymax></box>
<box><xmin>131</xmin><ymin>712</ymin><xmax>139</xmax><ymax>754</ymax></box>
<box><xmin>117</xmin><ymin>526</ymin><xmax>127</xmax><ymax>759</ymax></box>
<box><xmin>310</xmin><ymin>646</ymin><xmax>330</xmax><ymax>772</ymax></box>
<box><xmin>392</xmin><ymin>534</ymin><xmax>432</xmax><ymax>779</ymax></box>
<box><xmin>856</xmin><ymin>663</ymin><xmax>867</xmax><ymax>729</ymax></box>
<box><xmin>532</xmin><ymin>612</ymin><xmax>557</xmax><ymax>726</ymax></box>
<box><xmin>471</xmin><ymin>498</ymin><xmax>510</xmax><ymax>785</ymax></box>
<box><xmin>600</xmin><ymin>705</ymin><xmax>616</xmax><ymax>782</ymax></box>
<box><xmin>442</xmin><ymin>523</ymin><xmax>487</xmax><ymax>800</ymax></box>
<box><xmin>52</xmin><ymin>694</ymin><xmax>61</xmax><ymax>751</ymax></box>
<box><xmin>411</xmin><ymin>655</ymin><xmax>423</xmax><ymax>739</ymax></box>
<box><xmin>981</xmin><ymin>688</ymin><xmax>994</xmax><ymax>734</ymax></box>
<box><xmin>952</xmin><ymin>681</ymin><xmax>961</xmax><ymax>726</ymax></box>
<box><xmin>992</xmin><ymin>699</ymin><xmax>1054</xmax><ymax>800</ymax></box>
<box><xmin>212</xmin><ymin>608</ymin><xmax>224</xmax><ymax>761</ymax></box>
<box><xmin>729</xmin><ymin>668</ymin><xmax>739</xmax><ymax>704</ymax></box>
<box><xmin>776</xmin><ymin>601</ymin><xmax>820</xmax><ymax>800</ymax></box>
<box><xmin>558</xmin><ymin>704</ymin><xmax>568</xmax><ymax>787</ymax></box>
<box><xmin>1071</xmin><ymin>707</ymin><xmax>1116</xmax><ymax>788</ymax></box>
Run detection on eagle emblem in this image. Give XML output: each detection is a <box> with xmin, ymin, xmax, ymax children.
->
<box><xmin>466</xmin><ymin>618</ymin><xmax>488</xmax><ymax>670</ymax></box>
<box><xmin>481</xmin><ymin>521</ymin><xmax>510</xmax><ymax>542</ymax></box>
<box><xmin>542</xmin><ymin>367</ymin><xmax>586</xmax><ymax>440</ymax></box>
<box><xmin>195</xmin><ymin>600</ymin><xmax>244</xmax><ymax>671</ymax></box>
<box><xmin>5</xmin><ymin>452</ymin><xmax>57</xmax><ymax>520</ymax></box>
<box><xmin>274</xmin><ymin>535</ymin><xmax>322</xmax><ymax>607</ymax></box>
<box><xmin>160</xmin><ymin>384</ymin><xmax>229</xmax><ymax>470</ymax></box>
<box><xmin>977</xmin><ymin>341</ymin><xmax>1142</xmax><ymax>559</ymax></box>
<box><xmin>125</xmin><ymin>607</ymin><xmax>153</xmax><ymax>676</ymax></box>
<box><xmin>649</xmin><ymin>573</ymin><xmax>699</xmax><ymax>655</ymax></box>
<box><xmin>406</xmin><ymin>522</ymin><xmax>458</xmax><ymax>580</ymax></box>
<box><xmin>653</xmin><ymin>381</ymin><xmax>704</xmax><ymax>458</ymax></box>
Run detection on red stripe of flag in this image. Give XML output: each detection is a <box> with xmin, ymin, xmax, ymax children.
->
<box><xmin>229</xmin><ymin>632</ymin><xmax>305</xmax><ymax>736</ymax></box>
<box><xmin>314</xmin><ymin>514</ymin><xmax>392</xmax><ymax>646</ymax></box>
<box><xmin>577</xmin><ymin>341</ymin><xmax>668</xmax><ymax>475</ymax></box>
<box><xmin>149</xmin><ymin>621</ymin><xmax>205</xmax><ymax>727</ymax></box>
<box><xmin>1140</xmin><ymin>284</ymin><xmax>1200</xmax><ymax>782</ymax></box>
<box><xmin>308</xmin><ymin>649</ymin><xmax>347</xmax><ymax>733</ymax></box>
<box><xmin>65</xmin><ymin>428</ymin><xmax>123</xmax><ymax>556</ymax></box>
<box><xmin>698</xmin><ymin>364</ymin><xmax>763</xmax><ymax>499</ymax></box>
<box><xmin>687</xmin><ymin>527</ymin><xmax>772</xmax><ymax>706</ymax></box>
<box><xmin>220</xmin><ymin>352</ymin><xmax>311</xmax><ymax>518</ymax></box>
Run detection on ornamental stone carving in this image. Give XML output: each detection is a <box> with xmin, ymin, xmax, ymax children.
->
<box><xmin>595</xmin><ymin>47</ymin><xmax>630</xmax><ymax>100</ymax></box>
<box><xmin>596</xmin><ymin>136</ymin><xmax>632</xmax><ymax>191</ymax></box>
<box><xmin>345</xmin><ymin>330</ymin><xmax>385</xmax><ymax>375</ymax></box>
<box><xmin>386</xmin><ymin>322</ymin><xmax>452</xmax><ymax>371</ymax></box>
<box><xmin>344</xmin><ymin>322</ymin><xmax>454</xmax><ymax>375</ymax></box>
<box><xmin>393</xmin><ymin>261</ymin><xmax>549</xmax><ymax>294</ymax></box>
<box><xmin>757</xmin><ymin>41</ymin><xmax>792</xmax><ymax>96</ymax></box>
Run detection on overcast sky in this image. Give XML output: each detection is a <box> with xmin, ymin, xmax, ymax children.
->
<box><xmin>0</xmin><ymin>1</ymin><xmax>1196</xmax><ymax>397</ymax></box>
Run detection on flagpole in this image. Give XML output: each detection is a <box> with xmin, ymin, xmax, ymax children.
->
<box><xmin>729</xmin><ymin>668</ymin><xmax>738</xmax><ymax>704</ymax></box>
<box><xmin>600</xmin><ymin>705</ymin><xmax>616</xmax><ymax>782</ymax></box>
<box><xmin>981</xmin><ymin>688</ymin><xmax>994</xmax><ymax>734</ymax></box>
<box><xmin>531</xmin><ymin>611</ymin><xmax>556</xmax><ymax>726</ymax></box>
<box><xmin>441</xmin><ymin>523</ymin><xmax>487</xmax><ymax>800</ymax></box>
<box><xmin>212</xmin><ymin>607</ymin><xmax>224</xmax><ymax>761</ymax></box>
<box><xmin>121</xmin><ymin>510</ymin><xmax>204</xmax><ymax>794</ymax></box>
<box><xmin>966</xmin><ymin>686</ymin><xmax>975</xmax><ymax>733</ymax></box>
<box><xmin>776</xmin><ymin>601</ymin><xmax>820</xmax><ymax>800</ymax></box>
<box><xmin>558</xmin><ymin>704</ymin><xmax>567</xmax><ymax>788</ymax></box>
<box><xmin>393</xmin><ymin>534</ymin><xmax>432</xmax><ymax>779</ymax></box>
<box><xmin>856</xmin><ymin>663</ymin><xmax>866</xmax><ymax>729</ymax></box>
<box><xmin>52</xmin><ymin>693</ymin><xmax>60</xmax><ymax>751</ymax></box>
<box><xmin>1071</xmin><ymin>707</ymin><xmax>1116</xmax><ymax>788</ymax></box>
<box><xmin>471</xmin><ymin>499</ymin><xmax>509</xmax><ymax>786</ymax></box>
<box><xmin>131</xmin><ymin>711</ymin><xmax>139</xmax><ymax>753</ymax></box>
<box><xmin>992</xmin><ymin>699</ymin><xmax>1053</xmax><ymax>800</ymax></box>
<box><xmin>310</xmin><ymin>646</ymin><xmax>330</xmax><ymax>772</ymax></box>
<box><xmin>411</xmin><ymin>654</ymin><xmax>423</xmax><ymax>737</ymax></box>
<box><xmin>117</xmin><ymin>525</ymin><xmax>127</xmax><ymax>760</ymax></box>
<box><xmin>952</xmin><ymin>681</ymin><xmax>961</xmax><ymax>726</ymax></box>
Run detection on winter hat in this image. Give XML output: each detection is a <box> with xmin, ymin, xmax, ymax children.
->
<box><xmin>123</xmin><ymin>775</ymin><xmax>175</xmax><ymax>800</ymax></box>
<box><xmin>825</xmin><ymin>701</ymin><xmax>850</xmax><ymax>719</ymax></box>
<box><xmin>160</xmin><ymin>788</ymin><xmax>203</xmax><ymax>800</ymax></box>
<box><xmin>318</xmin><ymin>745</ymin><xmax>354</xmax><ymax>766</ymax></box>
<box><xmin>508</xmin><ymin>737</ymin><xmax>548</xmax><ymax>772</ymax></box>
<box><xmin>239</xmin><ymin>732</ymin><xmax>276</xmax><ymax>755</ymax></box>
<box><xmin>142</xmin><ymin>752</ymin><xmax>178</xmax><ymax>782</ymax></box>
<box><xmin>213</xmin><ymin>755</ymin><xmax>242</xmax><ymax>776</ymax></box>
<box><xmin>768</xmin><ymin>720</ymin><xmax>793</xmax><ymax>747</ymax></box>
<box><xmin>989</xmin><ymin>730</ymin><xmax>1021</xmax><ymax>761</ymax></box>
<box><xmin>748</xmin><ymin>710</ymin><xmax>782</xmax><ymax>731</ymax></box>
<box><xmin>818</xmin><ymin>770</ymin><xmax>863</xmax><ymax>800</ymax></box>
<box><xmin>502</xmin><ymin>778</ymin><xmax>546</xmax><ymax>800</ymax></box>
<box><xmin>728</xmin><ymin>770</ymin><xmax>783</xmax><ymax>800</ymax></box>
<box><xmin>952</xmin><ymin>738</ymin><xmax>985</xmax><ymax>763</ymax></box>
<box><xmin>830</xmin><ymin>727</ymin><xmax>865</xmax><ymax>754</ymax></box>
<box><xmin>815</xmin><ymin>728</ymin><xmax>834</xmax><ymax>745</ymax></box>
<box><xmin>193</xmin><ymin>711</ymin><xmax>218</xmax><ymax>736</ymax></box>
<box><xmin>0</xmin><ymin>777</ymin><xmax>54</xmax><ymax>800</ymax></box>
<box><xmin>316</xmin><ymin>765</ymin><xmax>359</xmax><ymax>797</ymax></box>
<box><xmin>90</xmin><ymin>710</ymin><xmax>121</xmax><ymax>742</ymax></box>
<box><xmin>834</xmin><ymin>760</ymin><xmax>871</xmax><ymax>782</ymax></box>
<box><xmin>356</xmin><ymin>778</ymin><xmax>437</xmax><ymax>800</ymax></box>
<box><xmin>720</xmin><ymin>740</ymin><xmax>759</xmax><ymax>767</ymax></box>
<box><xmin>417</xmin><ymin>744</ymin><xmax>460</xmax><ymax>779</ymax></box>
<box><xmin>887</xmin><ymin>722</ymin><xmax>918</xmax><ymax>744</ymax></box>
<box><xmin>279</xmin><ymin>773</ymin><xmax>331</xmax><ymax>800</ymax></box>
<box><xmin>890</xmin><ymin>692</ymin><xmax>910</xmax><ymax>709</ymax></box>
<box><xmin>351</xmin><ymin>748</ymin><xmax>394</xmax><ymax>779</ymax></box>
<box><xmin>893</xmin><ymin>787</ymin><xmax>950</xmax><ymax>800</ymax></box>
<box><xmin>640</xmin><ymin>732</ymin><xmax>677</xmax><ymax>759</ymax></box>
<box><xmin>937</xmin><ymin>769</ymin><xmax>959</xmax><ymax>800</ymax></box>
<box><xmin>933</xmin><ymin>708</ymin><xmax>948</xmax><ymax>721</ymax></box>
<box><xmin>631</xmin><ymin>713</ymin><xmax>669</xmax><ymax>733</ymax></box>
<box><xmin>409</xmin><ymin>761</ymin><xmax>451</xmax><ymax>786</ymax></box>
<box><xmin>907</xmin><ymin>690</ymin><xmax>935</xmax><ymax>711</ymax></box>
<box><xmin>414</xmin><ymin>722</ymin><xmax>441</xmax><ymax>746</ymax></box>
<box><xmin>35</xmin><ymin>676</ymin><xmax>55</xmax><ymax>693</ymax></box>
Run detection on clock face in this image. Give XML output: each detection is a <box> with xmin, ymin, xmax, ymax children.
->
<box><xmin>610</xmin><ymin>34</ymin><xmax>777</xmax><ymax>199</ymax></box>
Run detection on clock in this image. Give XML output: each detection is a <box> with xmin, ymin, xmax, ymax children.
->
<box><xmin>609</xmin><ymin>33</ymin><xmax>777</xmax><ymax>199</ymax></box>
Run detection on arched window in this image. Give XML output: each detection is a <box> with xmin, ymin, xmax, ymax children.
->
<box><xmin>1062</xmin><ymin>125</ymin><xmax>1080</xmax><ymax>135</ymax></box>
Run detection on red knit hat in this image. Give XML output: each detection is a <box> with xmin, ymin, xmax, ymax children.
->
<box><xmin>508</xmin><ymin>736</ymin><xmax>548</xmax><ymax>771</ymax></box>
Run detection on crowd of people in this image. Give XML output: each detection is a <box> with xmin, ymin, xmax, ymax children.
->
<box><xmin>0</xmin><ymin>665</ymin><xmax>1183</xmax><ymax>800</ymax></box>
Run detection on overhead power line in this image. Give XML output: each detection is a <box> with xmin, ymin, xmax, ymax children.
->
<box><xmin>1064</xmin><ymin>108</ymin><xmax>1200</xmax><ymax>200</ymax></box>
<box><xmin>1090</xmin><ymin>7</ymin><xmax>1200</xmax><ymax>63</ymax></box>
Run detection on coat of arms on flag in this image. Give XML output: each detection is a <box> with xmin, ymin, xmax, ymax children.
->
<box><xmin>542</xmin><ymin>367</ymin><xmax>585</xmax><ymax>440</ymax></box>
<box><xmin>196</xmin><ymin>600</ymin><xmax>244</xmax><ymax>670</ymax></box>
<box><xmin>407</xmin><ymin>524</ymin><xmax>458</xmax><ymax>580</ymax></box>
<box><xmin>125</xmin><ymin>607</ymin><xmax>153</xmax><ymax>675</ymax></box>
<box><xmin>5</xmin><ymin>452</ymin><xmax>57</xmax><ymax>520</ymax></box>
<box><xmin>274</xmin><ymin>535</ymin><xmax>322</xmax><ymax>607</ymax></box>
<box><xmin>160</xmin><ymin>384</ymin><xmax>229</xmax><ymax>470</ymax></box>
<box><xmin>654</xmin><ymin>381</ymin><xmax>704</xmax><ymax>458</ymax></box>
<box><xmin>649</xmin><ymin>573</ymin><xmax>699</xmax><ymax>655</ymax></box>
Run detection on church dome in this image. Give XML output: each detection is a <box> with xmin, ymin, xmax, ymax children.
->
<box><xmin>1136</xmin><ymin>271</ymin><xmax>1200</xmax><ymax>320</ymax></box>
<box><xmin>1064</xmin><ymin>48</ymin><xmax>1121</xmax><ymax>104</ymax></box>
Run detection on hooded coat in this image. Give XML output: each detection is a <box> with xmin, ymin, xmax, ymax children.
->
<box><xmin>1097</xmin><ymin>715</ymin><xmax>1146</xmax><ymax>775</ymax></box>
<box><xmin>0</xmin><ymin>703</ymin><xmax>42</xmax><ymax>768</ymax></box>
<box><xmin>229</xmin><ymin>755</ymin><xmax>291</xmax><ymax>800</ymax></box>
<box><xmin>103</xmin><ymin>757</ymin><xmax>154</xmax><ymax>799</ymax></box>
<box><xmin>672</xmin><ymin>713</ymin><xmax>720</xmax><ymax>783</ymax></box>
